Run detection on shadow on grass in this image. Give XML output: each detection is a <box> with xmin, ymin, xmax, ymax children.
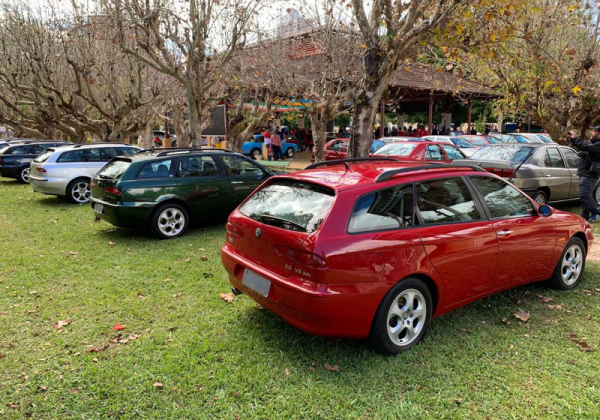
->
<box><xmin>34</xmin><ymin>196</ymin><xmax>71</xmax><ymax>208</ymax></box>
<box><xmin>93</xmin><ymin>217</ymin><xmax>228</xmax><ymax>241</ymax></box>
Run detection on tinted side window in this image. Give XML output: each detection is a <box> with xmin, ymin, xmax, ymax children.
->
<box><xmin>425</xmin><ymin>145</ymin><xmax>443</xmax><ymax>161</ymax></box>
<box><xmin>442</xmin><ymin>145</ymin><xmax>464</xmax><ymax>160</ymax></box>
<box><xmin>120</xmin><ymin>147</ymin><xmax>139</xmax><ymax>156</ymax></box>
<box><xmin>178</xmin><ymin>155</ymin><xmax>219</xmax><ymax>177</ymax></box>
<box><xmin>348</xmin><ymin>184</ymin><xmax>414</xmax><ymax>233</ymax></box>
<box><xmin>471</xmin><ymin>138</ymin><xmax>488</xmax><ymax>147</ymax></box>
<box><xmin>544</xmin><ymin>147</ymin><xmax>565</xmax><ymax>168</ymax></box>
<box><xmin>330</xmin><ymin>141</ymin><xmax>344</xmax><ymax>152</ymax></box>
<box><xmin>137</xmin><ymin>159</ymin><xmax>175</xmax><ymax>178</ymax></box>
<box><xmin>57</xmin><ymin>150</ymin><xmax>87</xmax><ymax>163</ymax></box>
<box><xmin>88</xmin><ymin>148</ymin><xmax>118</xmax><ymax>162</ymax></box>
<box><xmin>8</xmin><ymin>145</ymin><xmax>35</xmax><ymax>154</ymax></box>
<box><xmin>220</xmin><ymin>155</ymin><xmax>263</xmax><ymax>176</ymax></box>
<box><xmin>416</xmin><ymin>178</ymin><xmax>481</xmax><ymax>224</ymax></box>
<box><xmin>561</xmin><ymin>148</ymin><xmax>579</xmax><ymax>168</ymax></box>
<box><xmin>470</xmin><ymin>176</ymin><xmax>534</xmax><ymax>218</ymax></box>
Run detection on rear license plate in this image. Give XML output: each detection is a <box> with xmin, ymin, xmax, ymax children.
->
<box><xmin>93</xmin><ymin>203</ymin><xmax>104</xmax><ymax>214</ymax></box>
<box><xmin>242</xmin><ymin>269</ymin><xmax>271</xmax><ymax>298</ymax></box>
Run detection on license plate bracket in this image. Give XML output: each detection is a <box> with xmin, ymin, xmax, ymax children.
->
<box><xmin>242</xmin><ymin>269</ymin><xmax>271</xmax><ymax>298</ymax></box>
<box><xmin>93</xmin><ymin>203</ymin><xmax>104</xmax><ymax>214</ymax></box>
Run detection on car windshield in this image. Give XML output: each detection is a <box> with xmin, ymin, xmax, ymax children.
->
<box><xmin>453</xmin><ymin>138</ymin><xmax>476</xmax><ymax>148</ymax></box>
<box><xmin>239</xmin><ymin>179</ymin><xmax>335</xmax><ymax>233</ymax></box>
<box><xmin>469</xmin><ymin>145</ymin><xmax>534</xmax><ymax>164</ymax></box>
<box><xmin>486</xmin><ymin>136</ymin><xmax>502</xmax><ymax>144</ymax></box>
<box><xmin>373</xmin><ymin>143</ymin><xmax>418</xmax><ymax>156</ymax></box>
<box><xmin>489</xmin><ymin>134</ymin><xmax>512</xmax><ymax>143</ymax></box>
<box><xmin>34</xmin><ymin>149</ymin><xmax>54</xmax><ymax>163</ymax></box>
<box><xmin>537</xmin><ymin>134</ymin><xmax>552</xmax><ymax>143</ymax></box>
<box><xmin>96</xmin><ymin>159</ymin><xmax>131</xmax><ymax>179</ymax></box>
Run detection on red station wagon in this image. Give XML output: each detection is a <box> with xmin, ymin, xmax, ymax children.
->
<box><xmin>221</xmin><ymin>159</ymin><xmax>592</xmax><ymax>354</ymax></box>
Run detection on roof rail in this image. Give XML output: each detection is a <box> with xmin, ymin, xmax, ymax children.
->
<box><xmin>72</xmin><ymin>142</ymin><xmax>132</xmax><ymax>148</ymax></box>
<box><xmin>147</xmin><ymin>147</ymin><xmax>234</xmax><ymax>157</ymax></box>
<box><xmin>304</xmin><ymin>157</ymin><xmax>398</xmax><ymax>170</ymax></box>
<box><xmin>375</xmin><ymin>163</ymin><xmax>487</xmax><ymax>183</ymax></box>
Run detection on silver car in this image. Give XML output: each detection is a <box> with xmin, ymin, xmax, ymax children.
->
<box><xmin>455</xmin><ymin>143</ymin><xmax>592</xmax><ymax>205</ymax></box>
<box><xmin>29</xmin><ymin>143</ymin><xmax>141</xmax><ymax>203</ymax></box>
<box><xmin>423</xmin><ymin>135</ymin><xmax>480</xmax><ymax>157</ymax></box>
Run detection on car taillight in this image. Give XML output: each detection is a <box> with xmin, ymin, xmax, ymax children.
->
<box><xmin>275</xmin><ymin>245</ymin><xmax>327</xmax><ymax>268</ymax></box>
<box><xmin>36</xmin><ymin>167</ymin><xmax>47</xmax><ymax>173</ymax></box>
<box><xmin>103</xmin><ymin>187</ymin><xmax>122</xmax><ymax>195</ymax></box>
<box><xmin>226</xmin><ymin>222</ymin><xmax>245</xmax><ymax>238</ymax></box>
<box><xmin>483</xmin><ymin>167</ymin><xmax>514</xmax><ymax>178</ymax></box>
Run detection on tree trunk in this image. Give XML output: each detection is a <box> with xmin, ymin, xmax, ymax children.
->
<box><xmin>172</xmin><ymin>105</ymin><xmax>190</xmax><ymax>147</ymax></box>
<box><xmin>187</xmin><ymin>91</ymin><xmax>203</xmax><ymax>147</ymax></box>
<box><xmin>139</xmin><ymin>123</ymin><xmax>154</xmax><ymax>149</ymax></box>
<box><xmin>309</xmin><ymin>113</ymin><xmax>328</xmax><ymax>162</ymax></box>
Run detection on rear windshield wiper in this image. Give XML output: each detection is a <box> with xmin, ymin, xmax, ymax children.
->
<box><xmin>257</xmin><ymin>215</ymin><xmax>307</xmax><ymax>232</ymax></box>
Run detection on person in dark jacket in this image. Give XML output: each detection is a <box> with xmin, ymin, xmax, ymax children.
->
<box><xmin>569</xmin><ymin>126</ymin><xmax>600</xmax><ymax>222</ymax></box>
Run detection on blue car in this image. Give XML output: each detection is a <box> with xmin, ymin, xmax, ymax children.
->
<box><xmin>242</xmin><ymin>135</ymin><xmax>299</xmax><ymax>160</ymax></box>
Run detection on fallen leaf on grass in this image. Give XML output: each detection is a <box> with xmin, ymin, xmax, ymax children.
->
<box><xmin>68</xmin><ymin>251</ymin><xmax>78</xmax><ymax>256</ymax></box>
<box><xmin>153</xmin><ymin>382</ymin><xmax>164</xmax><ymax>388</ymax></box>
<box><xmin>55</xmin><ymin>319</ymin><xmax>72</xmax><ymax>330</ymax></box>
<box><xmin>113</xmin><ymin>324</ymin><xmax>126</xmax><ymax>331</ymax></box>
<box><xmin>38</xmin><ymin>386</ymin><xmax>47</xmax><ymax>392</ymax></box>
<box><xmin>453</xmin><ymin>398</ymin><xmax>462</xmax><ymax>406</ymax></box>
<box><xmin>200</xmin><ymin>256</ymin><xmax>209</xmax><ymax>261</ymax></box>
<box><xmin>163</xmin><ymin>278</ymin><xmax>170</xmax><ymax>282</ymax></box>
<box><xmin>185</xmin><ymin>257</ymin><xmax>191</xmax><ymax>263</ymax></box>
<box><xmin>88</xmin><ymin>346</ymin><xmax>101</xmax><ymax>353</ymax></box>
<box><xmin>172</xmin><ymin>293</ymin><xmax>182</xmax><ymax>298</ymax></box>
<box><xmin>6</xmin><ymin>402</ymin><xmax>17</xmax><ymax>408</ymax></box>
<box><xmin>70</xmin><ymin>388</ymin><xmax>79</xmax><ymax>394</ymax></box>
<box><xmin>513</xmin><ymin>309</ymin><xmax>530</xmax><ymax>322</ymax></box>
<box><xmin>198</xmin><ymin>248</ymin><xmax>206</xmax><ymax>252</ymax></box>
<box><xmin>51</xmin><ymin>220</ymin><xmax>57</xmax><ymax>224</ymax></box>
<box><xmin>324</xmin><ymin>363</ymin><xmax>340</xmax><ymax>372</ymax></box>
<box><xmin>108</xmin><ymin>241</ymin><xmax>116</xmax><ymax>247</ymax></box>
<box><xmin>540</xmin><ymin>296</ymin><xmax>553</xmax><ymax>303</ymax></box>
<box><xmin>547</xmin><ymin>304</ymin><xmax>564</xmax><ymax>310</ymax></box>
<box><xmin>285</xmin><ymin>368</ymin><xmax>290</xmax><ymax>376</ymax></box>
<box><xmin>220</xmin><ymin>293</ymin><xmax>235</xmax><ymax>303</ymax></box>
<box><xmin>203</xmin><ymin>272</ymin><xmax>214</xmax><ymax>278</ymax></box>
<box><xmin>587</xmin><ymin>314</ymin><xmax>592</xmax><ymax>320</ymax></box>
<box><xmin>569</xmin><ymin>334</ymin><xmax>592</xmax><ymax>352</ymax></box>
<box><xmin>92</xmin><ymin>357</ymin><xmax>98</xmax><ymax>362</ymax></box>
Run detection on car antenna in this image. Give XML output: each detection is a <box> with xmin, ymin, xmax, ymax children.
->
<box><xmin>332</xmin><ymin>149</ymin><xmax>351</xmax><ymax>170</ymax></box>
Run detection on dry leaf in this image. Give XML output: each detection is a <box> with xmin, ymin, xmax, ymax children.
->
<box><xmin>172</xmin><ymin>293</ymin><xmax>182</xmax><ymax>298</ymax></box>
<box><xmin>285</xmin><ymin>368</ymin><xmax>290</xmax><ymax>376</ymax></box>
<box><xmin>153</xmin><ymin>382</ymin><xmax>164</xmax><ymax>388</ymax></box>
<box><xmin>113</xmin><ymin>324</ymin><xmax>126</xmax><ymax>331</ymax></box>
<box><xmin>513</xmin><ymin>310</ymin><xmax>530</xmax><ymax>322</ymax></box>
<box><xmin>163</xmin><ymin>278</ymin><xmax>170</xmax><ymax>282</ymax></box>
<box><xmin>55</xmin><ymin>319</ymin><xmax>72</xmax><ymax>330</ymax></box>
<box><xmin>200</xmin><ymin>256</ymin><xmax>208</xmax><ymax>261</ymax></box>
<box><xmin>453</xmin><ymin>398</ymin><xmax>462</xmax><ymax>406</ymax></box>
<box><xmin>70</xmin><ymin>388</ymin><xmax>79</xmax><ymax>394</ymax></box>
<box><xmin>220</xmin><ymin>293</ymin><xmax>235</xmax><ymax>303</ymax></box>
<box><xmin>324</xmin><ymin>363</ymin><xmax>340</xmax><ymax>372</ymax></box>
<box><xmin>88</xmin><ymin>346</ymin><xmax>101</xmax><ymax>353</ymax></box>
<box><xmin>541</xmin><ymin>296</ymin><xmax>553</xmax><ymax>303</ymax></box>
<box><xmin>185</xmin><ymin>257</ymin><xmax>191</xmax><ymax>262</ymax></box>
<box><xmin>92</xmin><ymin>357</ymin><xmax>98</xmax><ymax>362</ymax></box>
<box><xmin>108</xmin><ymin>241</ymin><xmax>116</xmax><ymax>247</ymax></box>
<box><xmin>547</xmin><ymin>304</ymin><xmax>564</xmax><ymax>310</ymax></box>
<box><xmin>69</xmin><ymin>251</ymin><xmax>78</xmax><ymax>256</ymax></box>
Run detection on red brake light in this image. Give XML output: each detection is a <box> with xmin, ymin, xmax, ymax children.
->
<box><xmin>103</xmin><ymin>187</ymin><xmax>122</xmax><ymax>196</ymax></box>
<box><xmin>226</xmin><ymin>222</ymin><xmax>245</xmax><ymax>238</ymax></box>
<box><xmin>483</xmin><ymin>167</ymin><xmax>514</xmax><ymax>178</ymax></box>
<box><xmin>275</xmin><ymin>245</ymin><xmax>327</xmax><ymax>268</ymax></box>
<box><xmin>36</xmin><ymin>167</ymin><xmax>47</xmax><ymax>173</ymax></box>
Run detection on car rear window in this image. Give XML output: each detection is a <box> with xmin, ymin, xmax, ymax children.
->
<box><xmin>373</xmin><ymin>143</ymin><xmax>418</xmax><ymax>156</ymax></box>
<box><xmin>469</xmin><ymin>145</ymin><xmax>534</xmax><ymax>164</ymax></box>
<box><xmin>97</xmin><ymin>159</ymin><xmax>132</xmax><ymax>179</ymax></box>
<box><xmin>239</xmin><ymin>179</ymin><xmax>335</xmax><ymax>233</ymax></box>
<box><xmin>34</xmin><ymin>149</ymin><xmax>55</xmax><ymax>163</ymax></box>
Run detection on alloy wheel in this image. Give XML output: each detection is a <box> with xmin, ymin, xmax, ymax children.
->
<box><xmin>386</xmin><ymin>288</ymin><xmax>427</xmax><ymax>347</ymax></box>
<box><xmin>20</xmin><ymin>167</ymin><xmax>31</xmax><ymax>183</ymax></box>
<box><xmin>534</xmin><ymin>193</ymin><xmax>546</xmax><ymax>205</ymax></box>
<box><xmin>71</xmin><ymin>181</ymin><xmax>91</xmax><ymax>203</ymax></box>
<box><xmin>286</xmin><ymin>148</ymin><xmax>294</xmax><ymax>158</ymax></box>
<box><xmin>561</xmin><ymin>244</ymin><xmax>583</xmax><ymax>286</ymax></box>
<box><xmin>157</xmin><ymin>208</ymin><xmax>186</xmax><ymax>237</ymax></box>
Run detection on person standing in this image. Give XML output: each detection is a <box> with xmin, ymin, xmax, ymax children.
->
<box><xmin>271</xmin><ymin>129</ymin><xmax>282</xmax><ymax>161</ymax></box>
<box><xmin>263</xmin><ymin>128</ymin><xmax>272</xmax><ymax>161</ymax></box>
<box><xmin>569</xmin><ymin>127</ymin><xmax>600</xmax><ymax>222</ymax></box>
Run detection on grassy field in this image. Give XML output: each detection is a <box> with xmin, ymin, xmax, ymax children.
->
<box><xmin>1</xmin><ymin>177</ymin><xmax>600</xmax><ymax>419</ymax></box>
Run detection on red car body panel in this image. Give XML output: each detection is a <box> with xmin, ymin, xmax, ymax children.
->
<box><xmin>370</xmin><ymin>141</ymin><xmax>463</xmax><ymax>162</ymax></box>
<box><xmin>221</xmin><ymin>162</ymin><xmax>593</xmax><ymax>339</ymax></box>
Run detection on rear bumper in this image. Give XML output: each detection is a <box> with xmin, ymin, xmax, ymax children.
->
<box><xmin>90</xmin><ymin>197</ymin><xmax>153</xmax><ymax>228</ymax></box>
<box><xmin>29</xmin><ymin>176</ymin><xmax>67</xmax><ymax>196</ymax></box>
<box><xmin>221</xmin><ymin>244</ymin><xmax>380</xmax><ymax>339</ymax></box>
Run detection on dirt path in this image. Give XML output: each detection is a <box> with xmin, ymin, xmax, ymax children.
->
<box><xmin>588</xmin><ymin>244</ymin><xmax>600</xmax><ymax>263</ymax></box>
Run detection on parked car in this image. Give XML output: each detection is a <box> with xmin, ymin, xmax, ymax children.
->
<box><xmin>519</xmin><ymin>133</ymin><xmax>555</xmax><ymax>144</ymax></box>
<box><xmin>311</xmin><ymin>138</ymin><xmax>384</xmax><ymax>162</ymax></box>
<box><xmin>423</xmin><ymin>135</ymin><xmax>481</xmax><ymax>157</ymax></box>
<box><xmin>152</xmin><ymin>131</ymin><xmax>178</xmax><ymax>147</ymax></box>
<box><xmin>380</xmin><ymin>136</ymin><xmax>424</xmax><ymax>144</ymax></box>
<box><xmin>456</xmin><ymin>144</ymin><xmax>586</xmax><ymax>205</ymax></box>
<box><xmin>0</xmin><ymin>141</ymin><xmax>70</xmax><ymax>183</ymax></box>
<box><xmin>221</xmin><ymin>159</ymin><xmax>591</xmax><ymax>354</ymax></box>
<box><xmin>458</xmin><ymin>135</ymin><xmax>503</xmax><ymax>147</ymax></box>
<box><xmin>242</xmin><ymin>135</ymin><xmax>298</xmax><ymax>160</ymax></box>
<box><xmin>90</xmin><ymin>148</ymin><xmax>276</xmax><ymax>239</ymax></box>
<box><xmin>372</xmin><ymin>141</ymin><xmax>466</xmax><ymax>162</ymax></box>
<box><xmin>488</xmin><ymin>133</ymin><xmax>535</xmax><ymax>144</ymax></box>
<box><xmin>30</xmin><ymin>143</ymin><xmax>141</xmax><ymax>203</ymax></box>
<box><xmin>447</xmin><ymin>130</ymin><xmax>465</xmax><ymax>136</ymax></box>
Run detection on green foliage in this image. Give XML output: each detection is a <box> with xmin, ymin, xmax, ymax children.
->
<box><xmin>334</xmin><ymin>114</ymin><xmax>351</xmax><ymax>130</ymax></box>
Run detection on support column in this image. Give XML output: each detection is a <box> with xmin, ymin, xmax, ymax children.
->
<box><xmin>380</xmin><ymin>100</ymin><xmax>385</xmax><ymax>138</ymax></box>
<box><xmin>467</xmin><ymin>98</ymin><xmax>473</xmax><ymax>134</ymax></box>
<box><xmin>428</xmin><ymin>92</ymin><xmax>434</xmax><ymax>134</ymax></box>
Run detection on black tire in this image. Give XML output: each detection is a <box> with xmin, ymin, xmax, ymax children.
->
<box><xmin>66</xmin><ymin>178</ymin><xmax>91</xmax><ymax>204</ymax></box>
<box><xmin>171</xmin><ymin>140</ymin><xmax>177</xmax><ymax>147</ymax></box>
<box><xmin>251</xmin><ymin>148</ymin><xmax>261</xmax><ymax>160</ymax></box>
<box><xmin>150</xmin><ymin>203</ymin><xmax>189</xmax><ymax>239</ymax></box>
<box><xmin>532</xmin><ymin>190</ymin><xmax>548</xmax><ymax>205</ymax></box>
<box><xmin>369</xmin><ymin>278</ymin><xmax>433</xmax><ymax>354</ymax></box>
<box><xmin>595</xmin><ymin>187</ymin><xmax>600</xmax><ymax>206</ymax></box>
<box><xmin>17</xmin><ymin>166</ymin><xmax>31</xmax><ymax>184</ymax></box>
<box><xmin>548</xmin><ymin>237</ymin><xmax>586</xmax><ymax>290</ymax></box>
<box><xmin>286</xmin><ymin>147</ymin><xmax>295</xmax><ymax>158</ymax></box>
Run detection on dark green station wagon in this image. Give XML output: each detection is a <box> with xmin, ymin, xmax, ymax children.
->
<box><xmin>90</xmin><ymin>148</ymin><xmax>277</xmax><ymax>239</ymax></box>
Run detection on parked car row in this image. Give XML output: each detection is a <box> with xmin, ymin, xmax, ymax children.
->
<box><xmin>0</xmin><ymin>140</ymin><xmax>592</xmax><ymax>355</ymax></box>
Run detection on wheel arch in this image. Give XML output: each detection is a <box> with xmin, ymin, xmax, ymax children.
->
<box><xmin>66</xmin><ymin>176</ymin><xmax>91</xmax><ymax>194</ymax></box>
<box><xmin>573</xmin><ymin>231</ymin><xmax>589</xmax><ymax>253</ymax></box>
<box><xmin>534</xmin><ymin>187</ymin><xmax>550</xmax><ymax>202</ymax></box>
<box><xmin>154</xmin><ymin>197</ymin><xmax>193</xmax><ymax>218</ymax></box>
<box><xmin>408</xmin><ymin>273</ymin><xmax>440</xmax><ymax>316</ymax></box>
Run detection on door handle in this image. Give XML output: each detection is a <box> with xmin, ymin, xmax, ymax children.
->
<box><xmin>231</xmin><ymin>181</ymin><xmax>244</xmax><ymax>185</ymax></box>
<box><xmin>497</xmin><ymin>230</ymin><xmax>513</xmax><ymax>237</ymax></box>
<box><xmin>545</xmin><ymin>174</ymin><xmax>552</xmax><ymax>177</ymax></box>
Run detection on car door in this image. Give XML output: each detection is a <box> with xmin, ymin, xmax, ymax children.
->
<box><xmin>424</xmin><ymin>144</ymin><xmax>445</xmax><ymax>162</ymax></box>
<box><xmin>541</xmin><ymin>146</ymin><xmax>571</xmax><ymax>201</ymax></box>
<box><xmin>468</xmin><ymin>176</ymin><xmax>556</xmax><ymax>287</ymax></box>
<box><xmin>2</xmin><ymin>144</ymin><xmax>36</xmax><ymax>173</ymax></box>
<box><xmin>325</xmin><ymin>140</ymin><xmax>345</xmax><ymax>160</ymax></box>
<box><xmin>414</xmin><ymin>177</ymin><xmax>499</xmax><ymax>308</ymax></box>
<box><xmin>176</xmin><ymin>154</ymin><xmax>231</xmax><ymax>217</ymax></box>
<box><xmin>86</xmin><ymin>147</ymin><xmax>119</xmax><ymax>177</ymax></box>
<box><xmin>441</xmin><ymin>145</ymin><xmax>465</xmax><ymax>162</ymax></box>
<box><xmin>559</xmin><ymin>147</ymin><xmax>582</xmax><ymax>199</ymax></box>
<box><xmin>219</xmin><ymin>154</ymin><xmax>270</xmax><ymax>209</ymax></box>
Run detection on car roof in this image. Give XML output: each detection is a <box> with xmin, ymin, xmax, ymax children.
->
<box><xmin>279</xmin><ymin>160</ymin><xmax>485</xmax><ymax>192</ymax></box>
<box><xmin>125</xmin><ymin>148</ymin><xmax>238</xmax><ymax>162</ymax></box>
<box><xmin>49</xmin><ymin>142</ymin><xmax>136</xmax><ymax>151</ymax></box>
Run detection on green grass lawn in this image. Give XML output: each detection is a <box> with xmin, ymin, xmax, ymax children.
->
<box><xmin>1</xmin><ymin>178</ymin><xmax>600</xmax><ymax>419</ymax></box>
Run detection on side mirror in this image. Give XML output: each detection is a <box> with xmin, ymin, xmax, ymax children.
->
<box><xmin>538</xmin><ymin>204</ymin><xmax>553</xmax><ymax>217</ymax></box>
